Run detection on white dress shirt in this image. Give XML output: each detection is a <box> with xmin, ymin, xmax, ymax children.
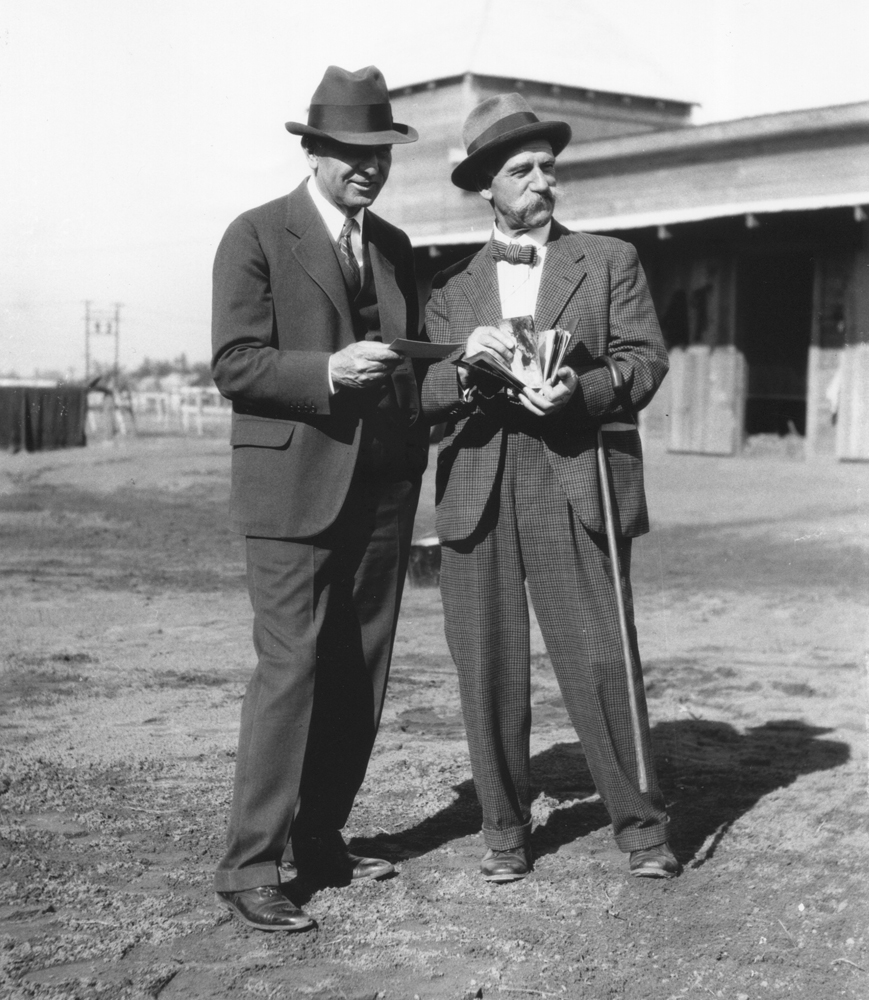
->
<box><xmin>307</xmin><ymin>176</ymin><xmax>365</xmax><ymax>270</ymax></box>
<box><xmin>493</xmin><ymin>221</ymin><xmax>550</xmax><ymax>321</ymax></box>
<box><xmin>306</xmin><ymin>177</ymin><xmax>366</xmax><ymax>393</ymax></box>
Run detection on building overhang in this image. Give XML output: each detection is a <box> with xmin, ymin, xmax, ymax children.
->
<box><xmin>563</xmin><ymin>190</ymin><xmax>869</xmax><ymax>235</ymax></box>
<box><xmin>410</xmin><ymin>191</ymin><xmax>869</xmax><ymax>247</ymax></box>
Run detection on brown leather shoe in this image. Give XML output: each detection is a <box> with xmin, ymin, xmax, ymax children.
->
<box><xmin>629</xmin><ymin>842</ymin><xmax>681</xmax><ymax>879</ymax></box>
<box><xmin>480</xmin><ymin>846</ymin><xmax>532</xmax><ymax>883</ymax></box>
<box><xmin>292</xmin><ymin>830</ymin><xmax>395</xmax><ymax>885</ymax></box>
<box><xmin>217</xmin><ymin>886</ymin><xmax>316</xmax><ymax>932</ymax></box>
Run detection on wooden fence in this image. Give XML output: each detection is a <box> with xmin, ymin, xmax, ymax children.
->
<box><xmin>87</xmin><ymin>388</ymin><xmax>231</xmax><ymax>438</ymax></box>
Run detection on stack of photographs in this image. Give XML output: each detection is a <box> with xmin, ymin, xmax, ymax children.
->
<box><xmin>455</xmin><ymin>315</ymin><xmax>571</xmax><ymax>391</ymax></box>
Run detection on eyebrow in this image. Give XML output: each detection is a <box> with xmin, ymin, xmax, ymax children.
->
<box><xmin>510</xmin><ymin>157</ymin><xmax>556</xmax><ymax>172</ymax></box>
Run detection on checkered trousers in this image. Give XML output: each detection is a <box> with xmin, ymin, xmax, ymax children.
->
<box><xmin>440</xmin><ymin>429</ymin><xmax>670</xmax><ymax>853</ymax></box>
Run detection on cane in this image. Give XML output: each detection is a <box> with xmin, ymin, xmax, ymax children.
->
<box><xmin>596</xmin><ymin>356</ymin><xmax>648</xmax><ymax>794</ymax></box>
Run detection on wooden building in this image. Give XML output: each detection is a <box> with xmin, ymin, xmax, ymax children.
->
<box><xmin>377</xmin><ymin>75</ymin><xmax>869</xmax><ymax>460</ymax></box>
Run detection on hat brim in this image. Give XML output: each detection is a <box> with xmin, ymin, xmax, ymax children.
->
<box><xmin>285</xmin><ymin>121</ymin><xmax>418</xmax><ymax>145</ymax></box>
<box><xmin>451</xmin><ymin>120</ymin><xmax>571</xmax><ymax>191</ymax></box>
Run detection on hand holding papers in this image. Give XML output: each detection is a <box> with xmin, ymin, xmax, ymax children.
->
<box><xmin>454</xmin><ymin>315</ymin><xmax>572</xmax><ymax>392</ymax></box>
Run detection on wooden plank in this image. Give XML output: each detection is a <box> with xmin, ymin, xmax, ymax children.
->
<box><xmin>667</xmin><ymin>345</ymin><xmax>745</xmax><ymax>455</ymax></box>
<box><xmin>836</xmin><ymin>343</ymin><xmax>869</xmax><ymax>460</ymax></box>
<box><xmin>806</xmin><ymin>347</ymin><xmax>844</xmax><ymax>458</ymax></box>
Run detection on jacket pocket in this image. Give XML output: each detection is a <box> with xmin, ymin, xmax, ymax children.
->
<box><xmin>230</xmin><ymin>413</ymin><xmax>296</xmax><ymax>448</ymax></box>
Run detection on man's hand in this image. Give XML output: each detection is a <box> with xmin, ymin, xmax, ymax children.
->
<box><xmin>458</xmin><ymin>325</ymin><xmax>516</xmax><ymax>388</ymax></box>
<box><xmin>330</xmin><ymin>341</ymin><xmax>401</xmax><ymax>390</ymax></box>
<box><xmin>516</xmin><ymin>366</ymin><xmax>579</xmax><ymax>417</ymax></box>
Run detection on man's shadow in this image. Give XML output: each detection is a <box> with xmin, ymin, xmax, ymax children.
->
<box><xmin>340</xmin><ymin>718</ymin><xmax>848</xmax><ymax>872</ymax></box>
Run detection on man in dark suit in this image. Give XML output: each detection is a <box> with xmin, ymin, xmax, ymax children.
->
<box><xmin>421</xmin><ymin>94</ymin><xmax>678</xmax><ymax>883</ymax></box>
<box><xmin>211</xmin><ymin>65</ymin><xmax>427</xmax><ymax>932</ymax></box>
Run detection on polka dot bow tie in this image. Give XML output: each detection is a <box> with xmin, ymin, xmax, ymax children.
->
<box><xmin>491</xmin><ymin>240</ymin><xmax>537</xmax><ymax>266</ymax></box>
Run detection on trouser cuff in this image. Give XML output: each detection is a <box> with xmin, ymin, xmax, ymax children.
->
<box><xmin>614</xmin><ymin>821</ymin><xmax>671</xmax><ymax>854</ymax></box>
<box><xmin>214</xmin><ymin>861</ymin><xmax>280</xmax><ymax>893</ymax></box>
<box><xmin>482</xmin><ymin>819</ymin><xmax>532</xmax><ymax>851</ymax></box>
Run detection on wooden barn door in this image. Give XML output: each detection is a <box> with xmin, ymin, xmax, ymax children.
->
<box><xmin>656</xmin><ymin>256</ymin><xmax>745</xmax><ymax>455</ymax></box>
<box><xmin>836</xmin><ymin>248</ymin><xmax>869</xmax><ymax>460</ymax></box>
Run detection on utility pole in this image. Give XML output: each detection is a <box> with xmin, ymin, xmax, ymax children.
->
<box><xmin>84</xmin><ymin>300</ymin><xmax>91</xmax><ymax>382</ymax></box>
<box><xmin>113</xmin><ymin>302</ymin><xmax>122</xmax><ymax>385</ymax></box>
<box><xmin>83</xmin><ymin>301</ymin><xmax>123</xmax><ymax>385</ymax></box>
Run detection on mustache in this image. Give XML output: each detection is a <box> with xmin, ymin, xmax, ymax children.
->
<box><xmin>526</xmin><ymin>189</ymin><xmax>556</xmax><ymax>212</ymax></box>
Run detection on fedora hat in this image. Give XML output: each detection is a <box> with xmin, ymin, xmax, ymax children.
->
<box><xmin>285</xmin><ymin>65</ymin><xmax>418</xmax><ymax>146</ymax></box>
<box><xmin>451</xmin><ymin>93</ymin><xmax>571</xmax><ymax>191</ymax></box>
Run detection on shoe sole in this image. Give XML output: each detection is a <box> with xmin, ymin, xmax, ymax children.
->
<box><xmin>481</xmin><ymin>870</ymin><xmax>530</xmax><ymax>883</ymax></box>
<box><xmin>282</xmin><ymin>862</ymin><xmax>396</xmax><ymax>883</ymax></box>
<box><xmin>352</xmin><ymin>862</ymin><xmax>395</xmax><ymax>881</ymax></box>
<box><xmin>630</xmin><ymin>867</ymin><xmax>679</xmax><ymax>879</ymax></box>
<box><xmin>217</xmin><ymin>896</ymin><xmax>316</xmax><ymax>932</ymax></box>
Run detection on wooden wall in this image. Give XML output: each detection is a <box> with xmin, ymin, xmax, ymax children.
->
<box><xmin>555</xmin><ymin>140</ymin><xmax>869</xmax><ymax>230</ymax></box>
<box><xmin>377</xmin><ymin>74</ymin><xmax>692</xmax><ymax>239</ymax></box>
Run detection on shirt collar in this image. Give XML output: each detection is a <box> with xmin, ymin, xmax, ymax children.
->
<box><xmin>492</xmin><ymin>220</ymin><xmax>551</xmax><ymax>249</ymax></box>
<box><xmin>307</xmin><ymin>176</ymin><xmax>365</xmax><ymax>242</ymax></box>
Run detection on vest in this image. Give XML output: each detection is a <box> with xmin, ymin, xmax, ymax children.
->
<box><xmin>335</xmin><ymin>239</ymin><xmax>425</xmax><ymax>482</ymax></box>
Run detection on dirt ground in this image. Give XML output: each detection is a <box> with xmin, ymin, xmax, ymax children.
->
<box><xmin>0</xmin><ymin>431</ymin><xmax>867</xmax><ymax>1000</ymax></box>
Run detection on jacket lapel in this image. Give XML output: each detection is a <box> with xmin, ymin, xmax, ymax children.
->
<box><xmin>365</xmin><ymin>214</ymin><xmax>421</xmax><ymax>420</ymax></box>
<box><xmin>287</xmin><ymin>182</ymin><xmax>355</xmax><ymax>345</ymax></box>
<box><xmin>459</xmin><ymin>241</ymin><xmax>503</xmax><ymax>329</ymax></box>
<box><xmin>534</xmin><ymin>221</ymin><xmax>587</xmax><ymax>335</ymax></box>
<box><xmin>366</xmin><ymin>223</ymin><xmax>403</xmax><ymax>343</ymax></box>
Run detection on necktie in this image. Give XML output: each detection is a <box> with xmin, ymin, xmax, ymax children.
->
<box><xmin>338</xmin><ymin>217</ymin><xmax>361</xmax><ymax>295</ymax></box>
<box><xmin>491</xmin><ymin>240</ymin><xmax>537</xmax><ymax>266</ymax></box>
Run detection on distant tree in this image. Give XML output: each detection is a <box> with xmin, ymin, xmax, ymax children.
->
<box><xmin>33</xmin><ymin>368</ymin><xmax>67</xmax><ymax>383</ymax></box>
<box><xmin>188</xmin><ymin>361</ymin><xmax>215</xmax><ymax>387</ymax></box>
<box><xmin>126</xmin><ymin>355</ymin><xmax>212</xmax><ymax>385</ymax></box>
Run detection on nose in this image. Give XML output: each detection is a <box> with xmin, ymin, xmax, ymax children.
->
<box><xmin>529</xmin><ymin>167</ymin><xmax>551</xmax><ymax>191</ymax></box>
<box><xmin>354</xmin><ymin>151</ymin><xmax>380</xmax><ymax>174</ymax></box>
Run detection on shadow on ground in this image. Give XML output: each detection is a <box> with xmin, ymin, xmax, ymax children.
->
<box><xmin>340</xmin><ymin>719</ymin><xmax>848</xmax><ymax>872</ymax></box>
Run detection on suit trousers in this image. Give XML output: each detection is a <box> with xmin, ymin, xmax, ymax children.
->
<box><xmin>439</xmin><ymin>428</ymin><xmax>669</xmax><ymax>853</ymax></box>
<box><xmin>214</xmin><ymin>466</ymin><xmax>419</xmax><ymax>892</ymax></box>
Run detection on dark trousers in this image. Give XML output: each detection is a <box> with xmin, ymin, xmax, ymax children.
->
<box><xmin>440</xmin><ymin>431</ymin><xmax>669</xmax><ymax>853</ymax></box>
<box><xmin>214</xmin><ymin>470</ymin><xmax>419</xmax><ymax>893</ymax></box>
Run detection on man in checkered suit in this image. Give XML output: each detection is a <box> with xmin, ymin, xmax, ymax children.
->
<box><xmin>421</xmin><ymin>94</ymin><xmax>678</xmax><ymax>882</ymax></box>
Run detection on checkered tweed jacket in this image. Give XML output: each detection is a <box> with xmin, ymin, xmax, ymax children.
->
<box><xmin>421</xmin><ymin>221</ymin><xmax>668</xmax><ymax>544</ymax></box>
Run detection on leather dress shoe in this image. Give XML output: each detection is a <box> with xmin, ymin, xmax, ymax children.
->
<box><xmin>217</xmin><ymin>885</ymin><xmax>315</xmax><ymax>932</ymax></box>
<box><xmin>292</xmin><ymin>830</ymin><xmax>394</xmax><ymax>885</ymax></box>
<box><xmin>480</xmin><ymin>846</ymin><xmax>532</xmax><ymax>883</ymax></box>
<box><xmin>629</xmin><ymin>842</ymin><xmax>681</xmax><ymax>879</ymax></box>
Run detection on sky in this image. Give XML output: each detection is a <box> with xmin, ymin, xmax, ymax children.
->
<box><xmin>1</xmin><ymin>0</ymin><xmax>867</xmax><ymax>380</ymax></box>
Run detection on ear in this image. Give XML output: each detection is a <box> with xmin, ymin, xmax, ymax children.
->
<box><xmin>479</xmin><ymin>186</ymin><xmax>494</xmax><ymax>204</ymax></box>
<box><xmin>303</xmin><ymin>146</ymin><xmax>319</xmax><ymax>172</ymax></box>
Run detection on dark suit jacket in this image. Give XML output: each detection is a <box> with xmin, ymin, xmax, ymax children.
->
<box><xmin>212</xmin><ymin>180</ymin><xmax>425</xmax><ymax>538</ymax></box>
<box><xmin>421</xmin><ymin>222</ymin><xmax>669</xmax><ymax>544</ymax></box>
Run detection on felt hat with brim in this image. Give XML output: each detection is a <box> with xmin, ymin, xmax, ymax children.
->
<box><xmin>285</xmin><ymin>65</ymin><xmax>418</xmax><ymax>146</ymax></box>
<box><xmin>451</xmin><ymin>93</ymin><xmax>571</xmax><ymax>191</ymax></box>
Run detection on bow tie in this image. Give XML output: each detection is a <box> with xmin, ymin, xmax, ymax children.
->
<box><xmin>491</xmin><ymin>240</ymin><xmax>537</xmax><ymax>266</ymax></box>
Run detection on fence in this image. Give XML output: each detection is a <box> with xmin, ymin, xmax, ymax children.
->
<box><xmin>87</xmin><ymin>387</ymin><xmax>232</xmax><ymax>439</ymax></box>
